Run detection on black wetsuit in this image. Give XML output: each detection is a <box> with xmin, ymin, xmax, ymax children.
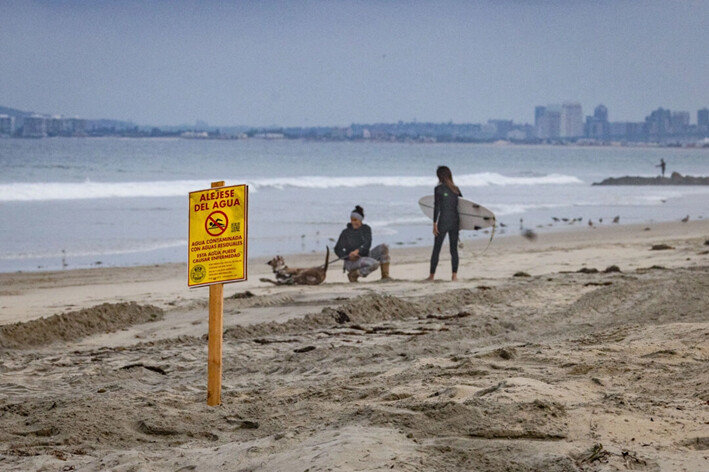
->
<box><xmin>430</xmin><ymin>183</ymin><xmax>461</xmax><ymax>274</ymax></box>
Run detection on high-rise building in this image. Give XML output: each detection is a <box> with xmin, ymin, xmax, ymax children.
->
<box><xmin>670</xmin><ymin>111</ymin><xmax>690</xmax><ymax>134</ymax></box>
<box><xmin>594</xmin><ymin>105</ymin><xmax>608</xmax><ymax>122</ymax></box>
<box><xmin>535</xmin><ymin>106</ymin><xmax>547</xmax><ymax>123</ymax></box>
<box><xmin>534</xmin><ymin>106</ymin><xmax>546</xmax><ymax>138</ymax></box>
<box><xmin>645</xmin><ymin>108</ymin><xmax>671</xmax><ymax>141</ymax></box>
<box><xmin>47</xmin><ymin>116</ymin><xmax>63</xmax><ymax>136</ymax></box>
<box><xmin>534</xmin><ymin>105</ymin><xmax>561</xmax><ymax>139</ymax></box>
<box><xmin>586</xmin><ymin>104</ymin><xmax>609</xmax><ymax>140</ymax></box>
<box><xmin>698</xmin><ymin>108</ymin><xmax>709</xmax><ymax>129</ymax></box>
<box><xmin>0</xmin><ymin>114</ymin><xmax>15</xmax><ymax>136</ymax></box>
<box><xmin>560</xmin><ymin>102</ymin><xmax>584</xmax><ymax>138</ymax></box>
<box><xmin>22</xmin><ymin>115</ymin><xmax>47</xmax><ymax>138</ymax></box>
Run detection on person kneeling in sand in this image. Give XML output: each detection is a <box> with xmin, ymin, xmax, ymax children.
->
<box><xmin>334</xmin><ymin>205</ymin><xmax>391</xmax><ymax>282</ymax></box>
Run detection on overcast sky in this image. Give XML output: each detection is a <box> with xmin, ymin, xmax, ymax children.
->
<box><xmin>1</xmin><ymin>0</ymin><xmax>708</xmax><ymax>127</ymax></box>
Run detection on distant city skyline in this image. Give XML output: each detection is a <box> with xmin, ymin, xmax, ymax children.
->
<box><xmin>1</xmin><ymin>0</ymin><xmax>708</xmax><ymax>128</ymax></box>
<box><xmin>3</xmin><ymin>100</ymin><xmax>709</xmax><ymax>129</ymax></box>
<box><xmin>3</xmin><ymin>100</ymin><xmax>709</xmax><ymax>145</ymax></box>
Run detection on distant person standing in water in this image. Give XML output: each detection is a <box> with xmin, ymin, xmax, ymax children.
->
<box><xmin>426</xmin><ymin>166</ymin><xmax>462</xmax><ymax>281</ymax></box>
<box><xmin>657</xmin><ymin>158</ymin><xmax>666</xmax><ymax>177</ymax></box>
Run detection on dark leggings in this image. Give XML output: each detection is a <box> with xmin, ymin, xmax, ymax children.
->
<box><xmin>430</xmin><ymin>229</ymin><xmax>459</xmax><ymax>274</ymax></box>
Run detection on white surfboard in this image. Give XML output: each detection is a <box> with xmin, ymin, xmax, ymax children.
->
<box><xmin>418</xmin><ymin>195</ymin><xmax>496</xmax><ymax>231</ymax></box>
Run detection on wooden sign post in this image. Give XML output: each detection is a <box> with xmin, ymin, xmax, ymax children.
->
<box><xmin>207</xmin><ymin>180</ymin><xmax>224</xmax><ymax>407</ymax></box>
<box><xmin>188</xmin><ymin>180</ymin><xmax>248</xmax><ymax>406</ymax></box>
<box><xmin>208</xmin><ymin>277</ymin><xmax>223</xmax><ymax>406</ymax></box>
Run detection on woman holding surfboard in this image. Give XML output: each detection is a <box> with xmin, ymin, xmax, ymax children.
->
<box><xmin>426</xmin><ymin>166</ymin><xmax>461</xmax><ymax>281</ymax></box>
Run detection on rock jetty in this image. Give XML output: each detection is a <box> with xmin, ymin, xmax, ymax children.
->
<box><xmin>593</xmin><ymin>172</ymin><xmax>709</xmax><ymax>186</ymax></box>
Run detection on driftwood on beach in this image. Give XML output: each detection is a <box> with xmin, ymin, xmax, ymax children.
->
<box><xmin>593</xmin><ymin>172</ymin><xmax>709</xmax><ymax>186</ymax></box>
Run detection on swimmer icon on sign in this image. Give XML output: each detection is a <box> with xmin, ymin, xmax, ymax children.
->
<box><xmin>205</xmin><ymin>211</ymin><xmax>228</xmax><ymax>237</ymax></box>
<box><xmin>188</xmin><ymin>183</ymin><xmax>248</xmax><ymax>289</ymax></box>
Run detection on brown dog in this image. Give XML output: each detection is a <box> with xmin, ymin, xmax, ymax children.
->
<box><xmin>260</xmin><ymin>247</ymin><xmax>329</xmax><ymax>286</ymax></box>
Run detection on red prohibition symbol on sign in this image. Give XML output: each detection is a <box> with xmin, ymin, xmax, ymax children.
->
<box><xmin>205</xmin><ymin>211</ymin><xmax>229</xmax><ymax>237</ymax></box>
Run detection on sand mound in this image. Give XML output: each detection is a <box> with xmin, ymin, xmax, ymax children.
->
<box><xmin>221</xmin><ymin>288</ymin><xmax>505</xmax><ymax>343</ymax></box>
<box><xmin>223</xmin><ymin>293</ymin><xmax>419</xmax><ymax>341</ymax></box>
<box><xmin>3</xmin><ymin>262</ymin><xmax>708</xmax><ymax>471</ymax></box>
<box><xmin>322</xmin><ymin>293</ymin><xmax>419</xmax><ymax>324</ymax></box>
<box><xmin>0</xmin><ymin>302</ymin><xmax>163</xmax><ymax>349</ymax></box>
<box><xmin>563</xmin><ymin>267</ymin><xmax>708</xmax><ymax>327</ymax></box>
<box><xmin>417</xmin><ymin>287</ymin><xmax>515</xmax><ymax>313</ymax></box>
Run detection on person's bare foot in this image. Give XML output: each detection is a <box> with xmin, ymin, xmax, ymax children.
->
<box><xmin>425</xmin><ymin>275</ymin><xmax>435</xmax><ymax>282</ymax></box>
<box><xmin>451</xmin><ymin>274</ymin><xmax>458</xmax><ymax>282</ymax></box>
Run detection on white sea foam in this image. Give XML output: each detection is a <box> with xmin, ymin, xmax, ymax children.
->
<box><xmin>0</xmin><ymin>173</ymin><xmax>583</xmax><ymax>202</ymax></box>
<box><xmin>368</xmin><ymin>215</ymin><xmax>432</xmax><ymax>227</ymax></box>
<box><xmin>249</xmin><ymin>173</ymin><xmax>583</xmax><ymax>190</ymax></box>
<box><xmin>489</xmin><ymin>203</ymin><xmax>570</xmax><ymax>216</ymax></box>
<box><xmin>0</xmin><ymin>180</ymin><xmax>204</xmax><ymax>202</ymax></box>
<box><xmin>455</xmin><ymin>173</ymin><xmax>583</xmax><ymax>187</ymax></box>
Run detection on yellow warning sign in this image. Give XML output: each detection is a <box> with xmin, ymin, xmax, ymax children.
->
<box><xmin>188</xmin><ymin>184</ymin><xmax>248</xmax><ymax>287</ymax></box>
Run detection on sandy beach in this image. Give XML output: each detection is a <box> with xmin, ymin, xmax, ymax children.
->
<box><xmin>1</xmin><ymin>220</ymin><xmax>708</xmax><ymax>471</ymax></box>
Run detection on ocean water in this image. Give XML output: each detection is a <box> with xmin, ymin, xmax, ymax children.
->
<box><xmin>1</xmin><ymin>138</ymin><xmax>708</xmax><ymax>273</ymax></box>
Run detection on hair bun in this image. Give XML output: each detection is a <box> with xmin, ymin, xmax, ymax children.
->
<box><xmin>353</xmin><ymin>205</ymin><xmax>364</xmax><ymax>218</ymax></box>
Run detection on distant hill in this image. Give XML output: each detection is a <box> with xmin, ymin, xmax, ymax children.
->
<box><xmin>0</xmin><ymin>105</ymin><xmax>37</xmax><ymax>129</ymax></box>
<box><xmin>0</xmin><ymin>105</ymin><xmax>34</xmax><ymax>118</ymax></box>
<box><xmin>0</xmin><ymin>105</ymin><xmax>137</xmax><ymax>131</ymax></box>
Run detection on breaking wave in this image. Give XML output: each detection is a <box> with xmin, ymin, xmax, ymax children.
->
<box><xmin>0</xmin><ymin>173</ymin><xmax>583</xmax><ymax>202</ymax></box>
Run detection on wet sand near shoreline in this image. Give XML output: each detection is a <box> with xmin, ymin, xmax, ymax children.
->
<box><xmin>1</xmin><ymin>220</ymin><xmax>708</xmax><ymax>471</ymax></box>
